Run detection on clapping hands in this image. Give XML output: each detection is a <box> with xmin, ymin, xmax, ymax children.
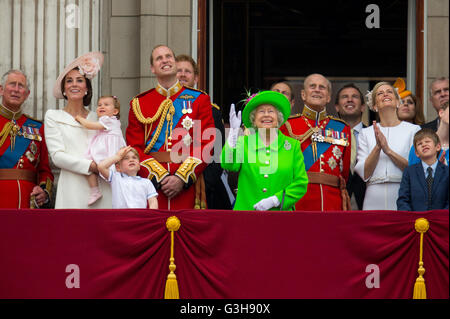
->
<box><xmin>373</xmin><ymin>121</ymin><xmax>390</xmax><ymax>153</ymax></box>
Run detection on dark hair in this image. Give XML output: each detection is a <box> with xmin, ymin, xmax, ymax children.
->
<box><xmin>60</xmin><ymin>67</ymin><xmax>93</xmax><ymax>106</ymax></box>
<box><xmin>335</xmin><ymin>83</ymin><xmax>364</xmax><ymax>105</ymax></box>
<box><xmin>413</xmin><ymin>128</ymin><xmax>440</xmax><ymax>149</ymax></box>
<box><xmin>403</xmin><ymin>94</ymin><xmax>425</xmax><ymax>125</ymax></box>
<box><xmin>175</xmin><ymin>54</ymin><xmax>199</xmax><ymax>76</ymax></box>
<box><xmin>270</xmin><ymin>81</ymin><xmax>295</xmax><ymax>102</ymax></box>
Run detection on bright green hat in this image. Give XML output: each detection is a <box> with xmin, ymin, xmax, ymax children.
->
<box><xmin>242</xmin><ymin>90</ymin><xmax>291</xmax><ymax>128</ymax></box>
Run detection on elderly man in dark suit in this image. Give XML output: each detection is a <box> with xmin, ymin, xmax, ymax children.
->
<box><xmin>422</xmin><ymin>77</ymin><xmax>449</xmax><ymax>131</ymax></box>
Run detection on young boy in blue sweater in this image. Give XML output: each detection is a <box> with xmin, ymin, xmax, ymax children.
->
<box><xmin>397</xmin><ymin>129</ymin><xmax>449</xmax><ymax>211</ymax></box>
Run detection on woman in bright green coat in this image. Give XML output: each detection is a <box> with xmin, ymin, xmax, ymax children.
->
<box><xmin>221</xmin><ymin>91</ymin><xmax>308</xmax><ymax>211</ymax></box>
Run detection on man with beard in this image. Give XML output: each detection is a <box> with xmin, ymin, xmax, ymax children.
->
<box><xmin>175</xmin><ymin>54</ymin><xmax>232</xmax><ymax>209</ymax></box>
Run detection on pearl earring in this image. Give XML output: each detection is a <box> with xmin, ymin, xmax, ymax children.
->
<box><xmin>85</xmin><ymin>91</ymin><xmax>88</xmax><ymax>96</ymax></box>
<box><xmin>63</xmin><ymin>92</ymin><xmax>66</xmax><ymax>96</ymax></box>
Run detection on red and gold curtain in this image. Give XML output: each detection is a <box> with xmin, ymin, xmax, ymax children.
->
<box><xmin>0</xmin><ymin>209</ymin><xmax>448</xmax><ymax>299</ymax></box>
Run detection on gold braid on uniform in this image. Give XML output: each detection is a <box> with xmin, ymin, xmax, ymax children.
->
<box><xmin>132</xmin><ymin>97</ymin><xmax>173</xmax><ymax>154</ymax></box>
<box><xmin>0</xmin><ymin>122</ymin><xmax>13</xmax><ymax>149</ymax></box>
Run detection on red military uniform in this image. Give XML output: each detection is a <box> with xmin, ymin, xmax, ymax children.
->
<box><xmin>280</xmin><ymin>105</ymin><xmax>351</xmax><ymax>211</ymax></box>
<box><xmin>126</xmin><ymin>82</ymin><xmax>215</xmax><ymax>210</ymax></box>
<box><xmin>0</xmin><ymin>106</ymin><xmax>54</xmax><ymax>209</ymax></box>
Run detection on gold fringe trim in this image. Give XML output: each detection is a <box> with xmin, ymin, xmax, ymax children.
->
<box><xmin>164</xmin><ymin>216</ymin><xmax>181</xmax><ymax>299</ymax></box>
<box><xmin>413</xmin><ymin>218</ymin><xmax>429</xmax><ymax>299</ymax></box>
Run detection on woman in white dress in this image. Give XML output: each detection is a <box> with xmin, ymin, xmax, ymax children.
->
<box><xmin>44</xmin><ymin>52</ymin><xmax>112</xmax><ymax>208</ymax></box>
<box><xmin>354</xmin><ymin>82</ymin><xmax>420</xmax><ymax>210</ymax></box>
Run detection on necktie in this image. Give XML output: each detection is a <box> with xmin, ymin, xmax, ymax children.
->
<box><xmin>350</xmin><ymin>129</ymin><xmax>356</xmax><ymax>174</ymax></box>
<box><xmin>426</xmin><ymin>167</ymin><xmax>433</xmax><ymax>206</ymax></box>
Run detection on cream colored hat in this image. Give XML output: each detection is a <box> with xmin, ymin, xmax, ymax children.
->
<box><xmin>53</xmin><ymin>51</ymin><xmax>104</xmax><ymax>99</ymax></box>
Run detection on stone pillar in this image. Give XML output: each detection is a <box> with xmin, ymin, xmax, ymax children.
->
<box><xmin>426</xmin><ymin>0</ymin><xmax>449</xmax><ymax>120</ymax></box>
<box><xmin>0</xmin><ymin>0</ymin><xmax>102</xmax><ymax>118</ymax></box>
<box><xmin>107</xmin><ymin>0</ymin><xmax>192</xmax><ymax>131</ymax></box>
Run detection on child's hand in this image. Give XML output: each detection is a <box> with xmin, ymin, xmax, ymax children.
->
<box><xmin>117</xmin><ymin>145</ymin><xmax>133</xmax><ymax>159</ymax></box>
<box><xmin>75</xmin><ymin>115</ymin><xmax>82</xmax><ymax>123</ymax></box>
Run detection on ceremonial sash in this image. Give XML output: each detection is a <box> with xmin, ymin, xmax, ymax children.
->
<box><xmin>147</xmin><ymin>88</ymin><xmax>201</xmax><ymax>152</ymax></box>
<box><xmin>303</xmin><ymin>119</ymin><xmax>346</xmax><ymax>171</ymax></box>
<box><xmin>0</xmin><ymin>118</ymin><xmax>42</xmax><ymax>168</ymax></box>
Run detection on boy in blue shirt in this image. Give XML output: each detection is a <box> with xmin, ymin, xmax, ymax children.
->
<box><xmin>98</xmin><ymin>146</ymin><xmax>158</xmax><ymax>209</ymax></box>
<box><xmin>397</xmin><ymin>129</ymin><xmax>449</xmax><ymax>211</ymax></box>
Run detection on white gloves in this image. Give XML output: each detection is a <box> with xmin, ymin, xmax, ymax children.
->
<box><xmin>253</xmin><ymin>195</ymin><xmax>280</xmax><ymax>211</ymax></box>
<box><xmin>227</xmin><ymin>103</ymin><xmax>241</xmax><ymax>148</ymax></box>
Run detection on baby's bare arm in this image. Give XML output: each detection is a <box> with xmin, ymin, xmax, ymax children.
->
<box><xmin>75</xmin><ymin>116</ymin><xmax>105</xmax><ymax>130</ymax></box>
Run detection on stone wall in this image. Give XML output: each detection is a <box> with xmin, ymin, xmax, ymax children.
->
<box><xmin>103</xmin><ymin>0</ymin><xmax>192</xmax><ymax>131</ymax></box>
<box><xmin>426</xmin><ymin>0</ymin><xmax>449</xmax><ymax>120</ymax></box>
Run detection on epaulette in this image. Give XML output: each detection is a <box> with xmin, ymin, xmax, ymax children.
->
<box><xmin>328</xmin><ymin>115</ymin><xmax>349</xmax><ymax>126</ymax></box>
<box><xmin>24</xmin><ymin>113</ymin><xmax>43</xmax><ymax>123</ymax></box>
<box><xmin>211</xmin><ymin>103</ymin><xmax>220</xmax><ymax>111</ymax></box>
<box><xmin>183</xmin><ymin>85</ymin><xmax>208</xmax><ymax>95</ymax></box>
<box><xmin>133</xmin><ymin>88</ymin><xmax>155</xmax><ymax>100</ymax></box>
<box><xmin>288</xmin><ymin>113</ymin><xmax>302</xmax><ymax>119</ymax></box>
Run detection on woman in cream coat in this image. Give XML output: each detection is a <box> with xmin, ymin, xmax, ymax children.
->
<box><xmin>354</xmin><ymin>82</ymin><xmax>420</xmax><ymax>210</ymax></box>
<box><xmin>45</xmin><ymin>52</ymin><xmax>112</xmax><ymax>208</ymax></box>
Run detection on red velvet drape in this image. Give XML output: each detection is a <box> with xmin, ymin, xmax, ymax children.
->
<box><xmin>0</xmin><ymin>209</ymin><xmax>448</xmax><ymax>299</ymax></box>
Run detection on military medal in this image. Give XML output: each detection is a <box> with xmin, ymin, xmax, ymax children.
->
<box><xmin>332</xmin><ymin>146</ymin><xmax>342</xmax><ymax>159</ymax></box>
<box><xmin>182</xmin><ymin>101</ymin><xmax>188</xmax><ymax>114</ymax></box>
<box><xmin>182</xmin><ymin>133</ymin><xmax>192</xmax><ymax>146</ymax></box>
<box><xmin>187</xmin><ymin>101</ymin><xmax>193</xmax><ymax>114</ymax></box>
<box><xmin>30</xmin><ymin>141</ymin><xmax>38</xmax><ymax>155</ymax></box>
<box><xmin>181</xmin><ymin>116</ymin><xmax>194</xmax><ymax>131</ymax></box>
<box><xmin>25</xmin><ymin>150</ymin><xmax>35</xmax><ymax>162</ymax></box>
<box><xmin>327</xmin><ymin>157</ymin><xmax>337</xmax><ymax>170</ymax></box>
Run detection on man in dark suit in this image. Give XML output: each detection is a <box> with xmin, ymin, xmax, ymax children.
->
<box><xmin>176</xmin><ymin>54</ymin><xmax>232</xmax><ymax>209</ymax></box>
<box><xmin>397</xmin><ymin>128</ymin><xmax>449</xmax><ymax>211</ymax></box>
<box><xmin>334</xmin><ymin>83</ymin><xmax>366</xmax><ymax>210</ymax></box>
<box><xmin>422</xmin><ymin>77</ymin><xmax>449</xmax><ymax>131</ymax></box>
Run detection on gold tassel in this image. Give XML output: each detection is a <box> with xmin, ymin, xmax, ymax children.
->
<box><xmin>164</xmin><ymin>216</ymin><xmax>181</xmax><ymax>299</ymax></box>
<box><xmin>413</xmin><ymin>218</ymin><xmax>429</xmax><ymax>299</ymax></box>
<box><xmin>194</xmin><ymin>179</ymin><xmax>201</xmax><ymax>209</ymax></box>
<box><xmin>200</xmin><ymin>174</ymin><xmax>207</xmax><ymax>209</ymax></box>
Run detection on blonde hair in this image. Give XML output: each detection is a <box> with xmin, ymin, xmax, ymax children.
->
<box><xmin>118</xmin><ymin>147</ymin><xmax>140</xmax><ymax>164</ymax></box>
<box><xmin>98</xmin><ymin>95</ymin><xmax>121</xmax><ymax>119</ymax></box>
<box><xmin>368</xmin><ymin>82</ymin><xmax>401</xmax><ymax>111</ymax></box>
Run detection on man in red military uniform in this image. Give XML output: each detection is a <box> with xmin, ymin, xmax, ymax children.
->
<box><xmin>126</xmin><ymin>45</ymin><xmax>215</xmax><ymax>210</ymax></box>
<box><xmin>0</xmin><ymin>70</ymin><xmax>53</xmax><ymax>209</ymax></box>
<box><xmin>280</xmin><ymin>74</ymin><xmax>351</xmax><ymax>211</ymax></box>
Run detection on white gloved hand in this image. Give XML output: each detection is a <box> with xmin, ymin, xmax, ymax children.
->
<box><xmin>227</xmin><ymin>103</ymin><xmax>241</xmax><ymax>148</ymax></box>
<box><xmin>253</xmin><ymin>195</ymin><xmax>280</xmax><ymax>211</ymax></box>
